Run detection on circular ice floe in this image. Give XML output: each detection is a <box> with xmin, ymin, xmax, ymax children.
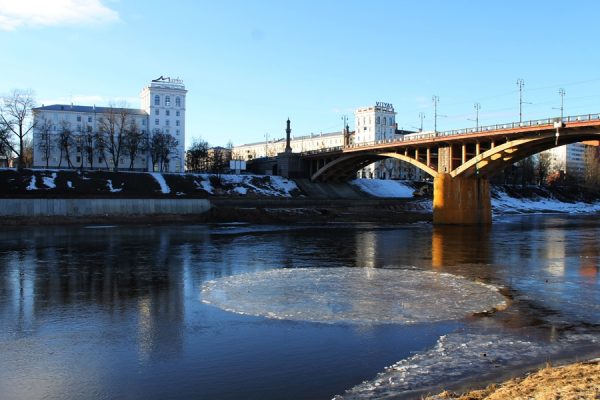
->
<box><xmin>201</xmin><ymin>268</ymin><xmax>506</xmax><ymax>324</ymax></box>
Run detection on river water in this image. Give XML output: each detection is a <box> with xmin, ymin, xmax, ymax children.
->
<box><xmin>0</xmin><ymin>216</ymin><xmax>598</xmax><ymax>399</ymax></box>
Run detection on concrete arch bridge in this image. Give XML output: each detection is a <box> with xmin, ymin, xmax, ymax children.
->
<box><xmin>301</xmin><ymin>113</ymin><xmax>600</xmax><ymax>224</ymax></box>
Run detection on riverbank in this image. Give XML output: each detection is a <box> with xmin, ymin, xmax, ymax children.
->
<box><xmin>427</xmin><ymin>359</ymin><xmax>600</xmax><ymax>399</ymax></box>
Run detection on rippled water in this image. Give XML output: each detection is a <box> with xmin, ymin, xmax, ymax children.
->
<box><xmin>0</xmin><ymin>216</ymin><xmax>599</xmax><ymax>399</ymax></box>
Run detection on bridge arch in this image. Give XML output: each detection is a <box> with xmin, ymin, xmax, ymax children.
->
<box><xmin>310</xmin><ymin>151</ymin><xmax>438</xmax><ymax>182</ymax></box>
<box><xmin>452</xmin><ymin>131</ymin><xmax>600</xmax><ymax>178</ymax></box>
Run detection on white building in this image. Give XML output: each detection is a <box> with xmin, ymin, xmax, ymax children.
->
<box><xmin>544</xmin><ymin>143</ymin><xmax>586</xmax><ymax>180</ymax></box>
<box><xmin>33</xmin><ymin>77</ymin><xmax>186</xmax><ymax>173</ymax></box>
<box><xmin>232</xmin><ymin>102</ymin><xmax>425</xmax><ymax>180</ymax></box>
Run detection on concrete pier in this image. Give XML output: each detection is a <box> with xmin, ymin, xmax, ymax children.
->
<box><xmin>433</xmin><ymin>173</ymin><xmax>491</xmax><ymax>225</ymax></box>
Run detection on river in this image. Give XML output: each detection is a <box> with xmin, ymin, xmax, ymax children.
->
<box><xmin>0</xmin><ymin>215</ymin><xmax>598</xmax><ymax>399</ymax></box>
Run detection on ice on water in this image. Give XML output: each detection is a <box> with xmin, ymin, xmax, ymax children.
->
<box><xmin>336</xmin><ymin>330</ymin><xmax>599</xmax><ymax>399</ymax></box>
<box><xmin>201</xmin><ymin>268</ymin><xmax>506</xmax><ymax>325</ymax></box>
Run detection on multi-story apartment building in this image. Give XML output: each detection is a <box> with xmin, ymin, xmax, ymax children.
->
<box><xmin>33</xmin><ymin>77</ymin><xmax>187</xmax><ymax>173</ymax></box>
<box><xmin>544</xmin><ymin>143</ymin><xmax>586</xmax><ymax>180</ymax></box>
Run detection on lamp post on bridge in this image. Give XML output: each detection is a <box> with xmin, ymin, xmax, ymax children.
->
<box><xmin>559</xmin><ymin>88</ymin><xmax>565</xmax><ymax>120</ymax></box>
<box><xmin>418</xmin><ymin>112</ymin><xmax>425</xmax><ymax>132</ymax></box>
<box><xmin>517</xmin><ymin>78</ymin><xmax>525</xmax><ymax>123</ymax></box>
<box><xmin>432</xmin><ymin>96</ymin><xmax>439</xmax><ymax>132</ymax></box>
<box><xmin>468</xmin><ymin>103</ymin><xmax>481</xmax><ymax>130</ymax></box>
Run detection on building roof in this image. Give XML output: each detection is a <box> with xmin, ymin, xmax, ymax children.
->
<box><xmin>33</xmin><ymin>104</ymin><xmax>148</xmax><ymax>116</ymax></box>
<box><xmin>237</xmin><ymin>130</ymin><xmax>345</xmax><ymax>147</ymax></box>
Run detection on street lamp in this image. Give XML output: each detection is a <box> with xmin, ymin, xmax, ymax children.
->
<box><xmin>432</xmin><ymin>96</ymin><xmax>439</xmax><ymax>132</ymax></box>
<box><xmin>468</xmin><ymin>102</ymin><xmax>481</xmax><ymax>130</ymax></box>
<box><xmin>516</xmin><ymin>78</ymin><xmax>525</xmax><ymax>123</ymax></box>
<box><xmin>418</xmin><ymin>112</ymin><xmax>425</xmax><ymax>132</ymax></box>
<box><xmin>558</xmin><ymin>88</ymin><xmax>565</xmax><ymax>120</ymax></box>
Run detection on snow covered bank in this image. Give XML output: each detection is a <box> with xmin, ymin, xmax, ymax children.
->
<box><xmin>194</xmin><ymin>174</ymin><xmax>300</xmax><ymax>197</ymax></box>
<box><xmin>350</xmin><ymin>179</ymin><xmax>415</xmax><ymax>198</ymax></box>
<box><xmin>492</xmin><ymin>186</ymin><xmax>600</xmax><ymax>214</ymax></box>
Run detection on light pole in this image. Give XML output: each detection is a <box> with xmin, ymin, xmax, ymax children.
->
<box><xmin>264</xmin><ymin>132</ymin><xmax>269</xmax><ymax>158</ymax></box>
<box><xmin>432</xmin><ymin>96</ymin><xmax>439</xmax><ymax>132</ymax></box>
<box><xmin>474</xmin><ymin>102</ymin><xmax>481</xmax><ymax>130</ymax></box>
<box><xmin>558</xmin><ymin>88</ymin><xmax>565</xmax><ymax>120</ymax></box>
<box><xmin>517</xmin><ymin>78</ymin><xmax>525</xmax><ymax>123</ymax></box>
<box><xmin>418</xmin><ymin>112</ymin><xmax>425</xmax><ymax>132</ymax></box>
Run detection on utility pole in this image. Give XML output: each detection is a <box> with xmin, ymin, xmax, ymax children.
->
<box><xmin>432</xmin><ymin>96</ymin><xmax>439</xmax><ymax>132</ymax></box>
<box><xmin>418</xmin><ymin>112</ymin><xmax>425</xmax><ymax>132</ymax></box>
<box><xmin>558</xmin><ymin>88</ymin><xmax>565</xmax><ymax>120</ymax></box>
<box><xmin>517</xmin><ymin>78</ymin><xmax>525</xmax><ymax>123</ymax></box>
<box><xmin>474</xmin><ymin>102</ymin><xmax>481</xmax><ymax>130</ymax></box>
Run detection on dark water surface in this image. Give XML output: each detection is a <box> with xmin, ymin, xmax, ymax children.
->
<box><xmin>0</xmin><ymin>216</ymin><xmax>598</xmax><ymax>399</ymax></box>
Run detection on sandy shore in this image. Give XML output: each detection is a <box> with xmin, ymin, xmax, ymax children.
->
<box><xmin>426</xmin><ymin>359</ymin><xmax>600</xmax><ymax>400</ymax></box>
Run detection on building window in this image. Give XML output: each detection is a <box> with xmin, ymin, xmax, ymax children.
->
<box><xmin>176</xmin><ymin>120</ymin><xmax>180</xmax><ymax>126</ymax></box>
<box><xmin>76</xmin><ymin>156</ymin><xmax>81</xmax><ymax>163</ymax></box>
<box><xmin>99</xmin><ymin>157</ymin><xmax>103</xmax><ymax>163</ymax></box>
<box><xmin>88</xmin><ymin>116</ymin><xmax>92</xmax><ymax>123</ymax></box>
<box><xmin>383</xmin><ymin>117</ymin><xmax>387</xmax><ymax>126</ymax></box>
<box><xmin>376</xmin><ymin>116</ymin><xmax>380</xmax><ymax>124</ymax></box>
<box><xmin>166</xmin><ymin>119</ymin><xmax>170</xmax><ymax>126</ymax></box>
<box><xmin>155</xmin><ymin>109</ymin><xmax>159</xmax><ymax>115</ymax></box>
<box><xmin>176</xmin><ymin>130</ymin><xmax>180</xmax><ymax>135</ymax></box>
<box><xmin>175</xmin><ymin>97</ymin><xmax>181</xmax><ymax>107</ymax></box>
<box><xmin>76</xmin><ymin>116</ymin><xmax>81</xmax><ymax>122</ymax></box>
<box><xmin>176</xmin><ymin>111</ymin><xmax>180</xmax><ymax>117</ymax></box>
<box><xmin>142</xmin><ymin>120</ymin><xmax>146</xmax><ymax>126</ymax></box>
<box><xmin>166</xmin><ymin>110</ymin><xmax>170</xmax><ymax>116</ymax></box>
<box><xmin>165</xmin><ymin>96</ymin><xmax>171</xmax><ymax>107</ymax></box>
<box><xmin>166</xmin><ymin>129</ymin><xmax>170</xmax><ymax>134</ymax></box>
<box><xmin>154</xmin><ymin>95</ymin><xmax>160</xmax><ymax>106</ymax></box>
<box><xmin>155</xmin><ymin>119</ymin><xmax>159</xmax><ymax>125</ymax></box>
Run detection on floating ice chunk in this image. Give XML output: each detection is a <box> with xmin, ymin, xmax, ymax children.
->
<box><xmin>201</xmin><ymin>268</ymin><xmax>506</xmax><ymax>325</ymax></box>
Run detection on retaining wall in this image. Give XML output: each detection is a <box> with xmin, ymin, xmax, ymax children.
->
<box><xmin>0</xmin><ymin>199</ymin><xmax>212</xmax><ymax>217</ymax></box>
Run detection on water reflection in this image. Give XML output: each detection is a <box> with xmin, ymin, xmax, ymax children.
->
<box><xmin>0</xmin><ymin>219</ymin><xmax>598</xmax><ymax>400</ymax></box>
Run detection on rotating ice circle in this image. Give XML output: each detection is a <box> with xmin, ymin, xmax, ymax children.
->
<box><xmin>201</xmin><ymin>268</ymin><xmax>506</xmax><ymax>324</ymax></box>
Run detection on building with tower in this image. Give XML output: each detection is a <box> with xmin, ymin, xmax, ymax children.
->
<box><xmin>32</xmin><ymin>76</ymin><xmax>186</xmax><ymax>173</ymax></box>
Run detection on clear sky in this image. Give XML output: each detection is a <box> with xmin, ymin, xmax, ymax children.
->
<box><xmin>2</xmin><ymin>0</ymin><xmax>600</xmax><ymax>148</ymax></box>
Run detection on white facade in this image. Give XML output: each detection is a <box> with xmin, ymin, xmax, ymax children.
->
<box><xmin>233</xmin><ymin>102</ymin><xmax>426</xmax><ymax>181</ymax></box>
<box><xmin>233</xmin><ymin>131</ymin><xmax>346</xmax><ymax>160</ymax></box>
<box><xmin>545</xmin><ymin>143</ymin><xmax>586</xmax><ymax>179</ymax></box>
<box><xmin>33</xmin><ymin>77</ymin><xmax>186</xmax><ymax>173</ymax></box>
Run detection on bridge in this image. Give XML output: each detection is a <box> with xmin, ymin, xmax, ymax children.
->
<box><xmin>297</xmin><ymin>113</ymin><xmax>600</xmax><ymax>224</ymax></box>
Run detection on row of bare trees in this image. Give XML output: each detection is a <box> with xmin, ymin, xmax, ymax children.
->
<box><xmin>185</xmin><ymin>138</ymin><xmax>232</xmax><ymax>175</ymax></box>
<box><xmin>0</xmin><ymin>89</ymin><xmax>179</xmax><ymax>172</ymax></box>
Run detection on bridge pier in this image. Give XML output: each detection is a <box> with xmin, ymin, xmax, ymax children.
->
<box><xmin>433</xmin><ymin>173</ymin><xmax>491</xmax><ymax>225</ymax></box>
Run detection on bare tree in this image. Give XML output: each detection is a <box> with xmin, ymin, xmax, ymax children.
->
<box><xmin>36</xmin><ymin>116</ymin><xmax>53</xmax><ymax>168</ymax></box>
<box><xmin>22</xmin><ymin>136</ymin><xmax>33</xmax><ymax>167</ymax></box>
<box><xmin>584</xmin><ymin>145</ymin><xmax>600</xmax><ymax>188</ymax></box>
<box><xmin>122</xmin><ymin>120</ymin><xmax>145</xmax><ymax>170</ymax></box>
<box><xmin>0</xmin><ymin>89</ymin><xmax>36</xmax><ymax>169</ymax></box>
<box><xmin>94</xmin><ymin>131</ymin><xmax>111</xmax><ymax>170</ymax></box>
<box><xmin>186</xmin><ymin>137</ymin><xmax>209</xmax><ymax>172</ymax></box>
<box><xmin>57</xmin><ymin>120</ymin><xmax>75</xmax><ymax>168</ymax></box>
<box><xmin>97</xmin><ymin>106</ymin><xmax>134</xmax><ymax>172</ymax></box>
<box><xmin>149</xmin><ymin>129</ymin><xmax>178</xmax><ymax>172</ymax></box>
<box><xmin>536</xmin><ymin>152</ymin><xmax>553</xmax><ymax>185</ymax></box>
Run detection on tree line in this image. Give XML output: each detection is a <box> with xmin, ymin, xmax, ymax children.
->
<box><xmin>185</xmin><ymin>138</ymin><xmax>233</xmax><ymax>175</ymax></box>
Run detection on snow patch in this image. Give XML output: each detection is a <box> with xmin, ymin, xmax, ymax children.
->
<box><xmin>492</xmin><ymin>187</ymin><xmax>600</xmax><ymax>214</ymax></box>
<box><xmin>26</xmin><ymin>175</ymin><xmax>37</xmax><ymax>191</ymax></box>
<box><xmin>150</xmin><ymin>173</ymin><xmax>171</xmax><ymax>194</ymax></box>
<box><xmin>67</xmin><ymin>181</ymin><xmax>73</xmax><ymax>189</ymax></box>
<box><xmin>351</xmin><ymin>179</ymin><xmax>415</xmax><ymax>198</ymax></box>
<box><xmin>106</xmin><ymin>179</ymin><xmax>122</xmax><ymax>193</ymax></box>
<box><xmin>42</xmin><ymin>172</ymin><xmax>57</xmax><ymax>189</ymax></box>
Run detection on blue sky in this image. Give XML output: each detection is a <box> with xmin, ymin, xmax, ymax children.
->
<box><xmin>2</xmin><ymin>0</ymin><xmax>600</xmax><ymax>148</ymax></box>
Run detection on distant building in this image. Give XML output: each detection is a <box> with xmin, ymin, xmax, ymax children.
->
<box><xmin>233</xmin><ymin>101</ymin><xmax>425</xmax><ymax>180</ymax></box>
<box><xmin>32</xmin><ymin>77</ymin><xmax>187</xmax><ymax>173</ymax></box>
<box><xmin>544</xmin><ymin>143</ymin><xmax>586</xmax><ymax>180</ymax></box>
